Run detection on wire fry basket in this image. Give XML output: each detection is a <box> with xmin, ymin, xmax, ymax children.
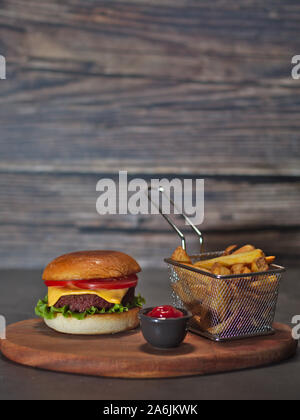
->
<box><xmin>147</xmin><ymin>186</ymin><xmax>285</xmax><ymax>342</ymax></box>
<box><xmin>165</xmin><ymin>255</ymin><xmax>284</xmax><ymax>341</ymax></box>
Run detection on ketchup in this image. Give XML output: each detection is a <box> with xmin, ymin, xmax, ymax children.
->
<box><xmin>147</xmin><ymin>305</ymin><xmax>184</xmax><ymax>319</ymax></box>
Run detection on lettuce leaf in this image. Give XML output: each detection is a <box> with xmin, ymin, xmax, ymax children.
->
<box><xmin>35</xmin><ymin>294</ymin><xmax>146</xmax><ymax>320</ymax></box>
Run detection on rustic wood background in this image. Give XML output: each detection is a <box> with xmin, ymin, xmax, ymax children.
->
<box><xmin>0</xmin><ymin>0</ymin><xmax>300</xmax><ymax>269</ymax></box>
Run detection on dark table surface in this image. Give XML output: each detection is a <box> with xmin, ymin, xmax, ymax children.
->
<box><xmin>0</xmin><ymin>268</ymin><xmax>299</xmax><ymax>400</ymax></box>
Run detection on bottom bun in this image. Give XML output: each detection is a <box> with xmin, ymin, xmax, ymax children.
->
<box><xmin>44</xmin><ymin>307</ymin><xmax>140</xmax><ymax>335</ymax></box>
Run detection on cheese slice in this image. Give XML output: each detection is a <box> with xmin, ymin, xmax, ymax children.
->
<box><xmin>48</xmin><ymin>286</ymin><xmax>129</xmax><ymax>307</ymax></box>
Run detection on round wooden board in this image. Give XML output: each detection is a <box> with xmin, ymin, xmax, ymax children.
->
<box><xmin>0</xmin><ymin>319</ymin><xmax>297</xmax><ymax>378</ymax></box>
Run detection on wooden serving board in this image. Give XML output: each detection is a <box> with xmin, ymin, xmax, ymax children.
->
<box><xmin>0</xmin><ymin>319</ymin><xmax>297</xmax><ymax>378</ymax></box>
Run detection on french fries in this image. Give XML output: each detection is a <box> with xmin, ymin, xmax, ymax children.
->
<box><xmin>183</xmin><ymin>272</ymin><xmax>232</xmax><ymax>322</ymax></box>
<box><xmin>171</xmin><ymin>244</ymin><xmax>276</xmax><ymax>276</ymax></box>
<box><xmin>194</xmin><ymin>249</ymin><xmax>264</xmax><ymax>270</ymax></box>
<box><xmin>251</xmin><ymin>257</ymin><xmax>269</xmax><ymax>273</ymax></box>
<box><xmin>231</xmin><ymin>263</ymin><xmax>251</xmax><ymax>275</ymax></box>
<box><xmin>211</xmin><ymin>262</ymin><xmax>231</xmax><ymax>276</ymax></box>
<box><xmin>171</xmin><ymin>246</ymin><xmax>192</xmax><ymax>264</ymax></box>
<box><xmin>232</xmin><ymin>244</ymin><xmax>255</xmax><ymax>254</ymax></box>
<box><xmin>223</xmin><ymin>244</ymin><xmax>238</xmax><ymax>255</ymax></box>
<box><xmin>170</xmin><ymin>244</ymin><xmax>279</xmax><ymax>337</ymax></box>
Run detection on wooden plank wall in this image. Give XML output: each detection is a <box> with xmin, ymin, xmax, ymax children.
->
<box><xmin>0</xmin><ymin>0</ymin><xmax>300</xmax><ymax>268</ymax></box>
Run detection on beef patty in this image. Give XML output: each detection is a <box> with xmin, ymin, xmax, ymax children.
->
<box><xmin>54</xmin><ymin>287</ymin><xmax>135</xmax><ymax>313</ymax></box>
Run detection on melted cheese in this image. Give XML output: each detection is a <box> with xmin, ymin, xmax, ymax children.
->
<box><xmin>48</xmin><ymin>286</ymin><xmax>129</xmax><ymax>307</ymax></box>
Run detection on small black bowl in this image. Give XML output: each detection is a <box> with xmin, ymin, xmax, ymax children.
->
<box><xmin>138</xmin><ymin>307</ymin><xmax>192</xmax><ymax>349</ymax></box>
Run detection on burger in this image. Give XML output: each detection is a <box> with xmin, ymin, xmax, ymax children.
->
<box><xmin>35</xmin><ymin>250</ymin><xmax>145</xmax><ymax>335</ymax></box>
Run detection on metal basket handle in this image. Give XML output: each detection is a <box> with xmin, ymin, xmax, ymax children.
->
<box><xmin>147</xmin><ymin>185</ymin><xmax>204</xmax><ymax>254</ymax></box>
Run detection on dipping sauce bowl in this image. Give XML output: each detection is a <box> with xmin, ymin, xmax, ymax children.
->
<box><xmin>139</xmin><ymin>306</ymin><xmax>192</xmax><ymax>349</ymax></box>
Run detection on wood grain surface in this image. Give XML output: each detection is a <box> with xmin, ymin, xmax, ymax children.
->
<box><xmin>0</xmin><ymin>319</ymin><xmax>297</xmax><ymax>378</ymax></box>
<box><xmin>0</xmin><ymin>0</ymin><xmax>300</xmax><ymax>267</ymax></box>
